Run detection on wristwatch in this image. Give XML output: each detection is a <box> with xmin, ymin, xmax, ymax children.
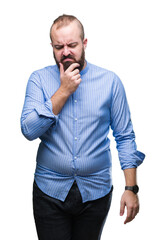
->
<box><xmin>125</xmin><ymin>185</ymin><xmax>139</xmax><ymax>194</ymax></box>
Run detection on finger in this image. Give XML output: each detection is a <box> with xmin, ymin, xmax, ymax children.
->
<box><xmin>71</xmin><ymin>68</ymin><xmax>80</xmax><ymax>76</ymax></box>
<box><xmin>120</xmin><ymin>201</ymin><xmax>125</xmax><ymax>216</ymax></box>
<box><xmin>124</xmin><ymin>207</ymin><xmax>133</xmax><ymax>224</ymax></box>
<box><xmin>65</xmin><ymin>63</ymin><xmax>80</xmax><ymax>73</ymax></box>
<box><xmin>132</xmin><ymin>205</ymin><xmax>139</xmax><ymax>219</ymax></box>
<box><xmin>131</xmin><ymin>210</ymin><xmax>137</xmax><ymax>221</ymax></box>
<box><xmin>72</xmin><ymin>74</ymin><xmax>81</xmax><ymax>81</ymax></box>
<box><xmin>76</xmin><ymin>78</ymin><xmax>82</xmax><ymax>84</ymax></box>
<box><xmin>59</xmin><ymin>63</ymin><xmax>64</xmax><ymax>74</ymax></box>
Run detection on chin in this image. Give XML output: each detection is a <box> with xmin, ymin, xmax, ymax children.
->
<box><xmin>63</xmin><ymin>61</ymin><xmax>75</xmax><ymax>71</ymax></box>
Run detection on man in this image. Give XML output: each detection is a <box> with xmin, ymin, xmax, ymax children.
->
<box><xmin>21</xmin><ymin>14</ymin><xmax>145</xmax><ymax>240</ymax></box>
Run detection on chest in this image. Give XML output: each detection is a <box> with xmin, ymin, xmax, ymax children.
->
<box><xmin>60</xmin><ymin>77</ymin><xmax>112</xmax><ymax>124</ymax></box>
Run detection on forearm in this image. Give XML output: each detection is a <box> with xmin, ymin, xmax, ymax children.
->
<box><xmin>22</xmin><ymin>87</ymin><xmax>70</xmax><ymax>140</ymax></box>
<box><xmin>51</xmin><ymin>87</ymin><xmax>70</xmax><ymax>115</ymax></box>
<box><xmin>123</xmin><ymin>168</ymin><xmax>137</xmax><ymax>186</ymax></box>
<box><xmin>21</xmin><ymin>94</ymin><xmax>59</xmax><ymax>141</ymax></box>
<box><xmin>21</xmin><ymin>109</ymin><xmax>56</xmax><ymax>141</ymax></box>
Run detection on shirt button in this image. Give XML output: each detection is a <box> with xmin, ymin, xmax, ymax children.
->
<box><xmin>75</xmin><ymin>118</ymin><xmax>77</xmax><ymax>121</ymax></box>
<box><xmin>75</xmin><ymin>137</ymin><xmax>77</xmax><ymax>140</ymax></box>
<box><xmin>74</xmin><ymin>173</ymin><xmax>77</xmax><ymax>176</ymax></box>
<box><xmin>74</xmin><ymin>100</ymin><xmax>77</xmax><ymax>103</ymax></box>
<box><xmin>74</xmin><ymin>156</ymin><xmax>77</xmax><ymax>159</ymax></box>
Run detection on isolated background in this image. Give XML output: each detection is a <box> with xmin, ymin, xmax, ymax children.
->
<box><xmin>1</xmin><ymin>0</ymin><xmax>166</xmax><ymax>239</ymax></box>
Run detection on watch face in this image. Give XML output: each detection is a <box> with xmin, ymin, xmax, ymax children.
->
<box><xmin>133</xmin><ymin>185</ymin><xmax>139</xmax><ymax>194</ymax></box>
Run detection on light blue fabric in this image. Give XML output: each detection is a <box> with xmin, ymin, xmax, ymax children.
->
<box><xmin>21</xmin><ymin>61</ymin><xmax>145</xmax><ymax>203</ymax></box>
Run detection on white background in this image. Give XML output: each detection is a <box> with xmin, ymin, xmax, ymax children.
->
<box><xmin>1</xmin><ymin>0</ymin><xmax>166</xmax><ymax>239</ymax></box>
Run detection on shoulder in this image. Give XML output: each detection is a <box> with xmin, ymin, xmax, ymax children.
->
<box><xmin>88</xmin><ymin>62</ymin><xmax>121</xmax><ymax>83</ymax></box>
<box><xmin>31</xmin><ymin>65</ymin><xmax>58</xmax><ymax>77</ymax></box>
<box><xmin>88</xmin><ymin>62</ymin><xmax>119</xmax><ymax>79</ymax></box>
<box><xmin>29</xmin><ymin>65</ymin><xmax>59</xmax><ymax>84</ymax></box>
<box><xmin>88</xmin><ymin>62</ymin><xmax>113</xmax><ymax>74</ymax></box>
<box><xmin>26</xmin><ymin>65</ymin><xmax>60</xmax><ymax>95</ymax></box>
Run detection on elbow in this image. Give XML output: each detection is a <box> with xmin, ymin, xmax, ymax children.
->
<box><xmin>22</xmin><ymin>132</ymin><xmax>37</xmax><ymax>141</ymax></box>
<box><xmin>21</xmin><ymin>123</ymin><xmax>37</xmax><ymax>141</ymax></box>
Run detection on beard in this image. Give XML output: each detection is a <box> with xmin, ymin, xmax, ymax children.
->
<box><xmin>53</xmin><ymin>48</ymin><xmax>85</xmax><ymax>72</ymax></box>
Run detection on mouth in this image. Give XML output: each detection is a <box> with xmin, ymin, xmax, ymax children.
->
<box><xmin>62</xmin><ymin>58</ymin><xmax>75</xmax><ymax>63</ymax></box>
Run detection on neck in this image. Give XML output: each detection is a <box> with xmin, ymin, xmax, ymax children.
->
<box><xmin>82</xmin><ymin>60</ymin><xmax>87</xmax><ymax>70</ymax></box>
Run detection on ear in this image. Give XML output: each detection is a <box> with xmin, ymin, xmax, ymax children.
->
<box><xmin>83</xmin><ymin>38</ymin><xmax>88</xmax><ymax>49</ymax></box>
<box><xmin>50</xmin><ymin>42</ymin><xmax>53</xmax><ymax>47</ymax></box>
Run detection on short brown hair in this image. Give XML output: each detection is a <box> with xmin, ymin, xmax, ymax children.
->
<box><xmin>50</xmin><ymin>14</ymin><xmax>85</xmax><ymax>41</ymax></box>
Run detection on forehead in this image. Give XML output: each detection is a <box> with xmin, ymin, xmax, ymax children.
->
<box><xmin>51</xmin><ymin>21</ymin><xmax>82</xmax><ymax>44</ymax></box>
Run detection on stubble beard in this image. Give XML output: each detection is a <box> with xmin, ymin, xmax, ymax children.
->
<box><xmin>53</xmin><ymin>48</ymin><xmax>85</xmax><ymax>72</ymax></box>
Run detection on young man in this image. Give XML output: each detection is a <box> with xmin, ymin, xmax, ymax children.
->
<box><xmin>21</xmin><ymin>14</ymin><xmax>145</xmax><ymax>240</ymax></box>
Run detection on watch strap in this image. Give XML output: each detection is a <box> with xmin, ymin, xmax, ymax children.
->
<box><xmin>125</xmin><ymin>185</ymin><xmax>139</xmax><ymax>194</ymax></box>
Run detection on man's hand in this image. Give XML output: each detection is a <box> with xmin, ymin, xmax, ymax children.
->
<box><xmin>59</xmin><ymin>62</ymin><xmax>82</xmax><ymax>96</ymax></box>
<box><xmin>51</xmin><ymin>62</ymin><xmax>81</xmax><ymax>115</ymax></box>
<box><xmin>120</xmin><ymin>190</ymin><xmax>139</xmax><ymax>224</ymax></box>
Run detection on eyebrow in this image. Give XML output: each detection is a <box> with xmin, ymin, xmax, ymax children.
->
<box><xmin>54</xmin><ymin>42</ymin><xmax>78</xmax><ymax>48</ymax></box>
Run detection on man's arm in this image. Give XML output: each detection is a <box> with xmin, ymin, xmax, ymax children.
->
<box><xmin>110</xmin><ymin>74</ymin><xmax>145</xmax><ymax>224</ymax></box>
<box><xmin>120</xmin><ymin>168</ymin><xmax>139</xmax><ymax>224</ymax></box>
<box><xmin>21</xmin><ymin>63</ymin><xmax>81</xmax><ymax>140</ymax></box>
<box><xmin>21</xmin><ymin>71</ymin><xmax>57</xmax><ymax>140</ymax></box>
<box><xmin>51</xmin><ymin>63</ymin><xmax>81</xmax><ymax>115</ymax></box>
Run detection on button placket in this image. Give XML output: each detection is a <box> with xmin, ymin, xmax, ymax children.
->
<box><xmin>73</xmin><ymin>96</ymin><xmax>79</xmax><ymax>176</ymax></box>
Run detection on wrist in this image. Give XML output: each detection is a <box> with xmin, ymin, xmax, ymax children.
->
<box><xmin>58</xmin><ymin>86</ymin><xmax>71</xmax><ymax>98</ymax></box>
<box><xmin>125</xmin><ymin>185</ymin><xmax>139</xmax><ymax>194</ymax></box>
<box><xmin>123</xmin><ymin>168</ymin><xmax>137</xmax><ymax>186</ymax></box>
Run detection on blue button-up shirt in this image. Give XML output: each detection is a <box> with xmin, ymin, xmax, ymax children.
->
<box><xmin>21</xmin><ymin>61</ymin><xmax>145</xmax><ymax>203</ymax></box>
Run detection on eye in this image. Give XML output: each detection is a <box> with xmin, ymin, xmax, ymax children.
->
<box><xmin>54</xmin><ymin>45</ymin><xmax>63</xmax><ymax>50</ymax></box>
<box><xmin>68</xmin><ymin>43</ymin><xmax>78</xmax><ymax>48</ymax></box>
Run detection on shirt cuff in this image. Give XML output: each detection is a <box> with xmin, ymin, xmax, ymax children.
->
<box><xmin>119</xmin><ymin>150</ymin><xmax>145</xmax><ymax>170</ymax></box>
<box><xmin>35</xmin><ymin>98</ymin><xmax>59</xmax><ymax>122</ymax></box>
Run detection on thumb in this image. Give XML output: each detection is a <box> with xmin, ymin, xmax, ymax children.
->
<box><xmin>59</xmin><ymin>63</ymin><xmax>64</xmax><ymax>74</ymax></box>
<box><xmin>120</xmin><ymin>200</ymin><xmax>125</xmax><ymax>216</ymax></box>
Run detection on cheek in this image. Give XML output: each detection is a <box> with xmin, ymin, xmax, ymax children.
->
<box><xmin>53</xmin><ymin>50</ymin><xmax>61</xmax><ymax>60</ymax></box>
<box><xmin>73</xmin><ymin>49</ymin><xmax>82</xmax><ymax>59</ymax></box>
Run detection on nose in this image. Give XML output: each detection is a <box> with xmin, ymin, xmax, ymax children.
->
<box><xmin>63</xmin><ymin>46</ymin><xmax>70</xmax><ymax>56</ymax></box>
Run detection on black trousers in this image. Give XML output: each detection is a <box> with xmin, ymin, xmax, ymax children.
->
<box><xmin>33</xmin><ymin>181</ymin><xmax>113</xmax><ymax>240</ymax></box>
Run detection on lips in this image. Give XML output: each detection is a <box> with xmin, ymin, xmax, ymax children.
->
<box><xmin>62</xmin><ymin>58</ymin><xmax>74</xmax><ymax>62</ymax></box>
<box><xmin>61</xmin><ymin>54</ymin><xmax>76</xmax><ymax>63</ymax></box>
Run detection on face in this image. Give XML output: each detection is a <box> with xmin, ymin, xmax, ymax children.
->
<box><xmin>51</xmin><ymin>21</ymin><xmax>87</xmax><ymax>72</ymax></box>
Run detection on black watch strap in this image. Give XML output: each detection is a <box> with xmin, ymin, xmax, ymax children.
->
<box><xmin>125</xmin><ymin>185</ymin><xmax>139</xmax><ymax>194</ymax></box>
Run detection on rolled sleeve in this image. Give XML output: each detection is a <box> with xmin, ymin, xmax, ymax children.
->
<box><xmin>21</xmin><ymin>72</ymin><xmax>59</xmax><ymax>141</ymax></box>
<box><xmin>118</xmin><ymin>149</ymin><xmax>145</xmax><ymax>170</ymax></box>
<box><xmin>110</xmin><ymin>74</ymin><xmax>145</xmax><ymax>169</ymax></box>
<box><xmin>35</xmin><ymin>98</ymin><xmax>59</xmax><ymax>120</ymax></box>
